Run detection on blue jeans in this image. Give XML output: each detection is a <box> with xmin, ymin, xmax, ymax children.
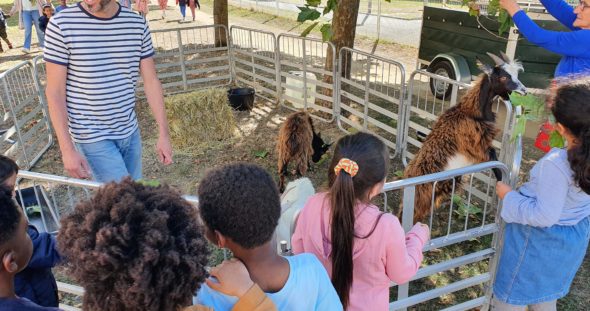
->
<box><xmin>76</xmin><ymin>129</ymin><xmax>142</xmax><ymax>183</ymax></box>
<box><xmin>179</xmin><ymin>5</ymin><xmax>186</xmax><ymax>17</ymax></box>
<box><xmin>22</xmin><ymin>10</ymin><xmax>43</xmax><ymax>49</ymax></box>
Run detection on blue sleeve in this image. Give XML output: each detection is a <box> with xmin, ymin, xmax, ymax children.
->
<box><xmin>513</xmin><ymin>10</ymin><xmax>590</xmax><ymax>57</ymax></box>
<box><xmin>540</xmin><ymin>0</ymin><xmax>577</xmax><ymax>30</ymax></box>
<box><xmin>501</xmin><ymin>159</ymin><xmax>569</xmax><ymax>227</ymax></box>
<box><xmin>26</xmin><ymin>226</ymin><xmax>62</xmax><ymax>269</ymax></box>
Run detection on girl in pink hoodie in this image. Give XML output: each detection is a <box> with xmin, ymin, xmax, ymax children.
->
<box><xmin>291</xmin><ymin>132</ymin><xmax>430</xmax><ymax>310</ymax></box>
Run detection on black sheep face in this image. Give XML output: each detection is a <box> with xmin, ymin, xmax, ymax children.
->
<box><xmin>311</xmin><ymin>131</ymin><xmax>331</xmax><ymax>163</ymax></box>
<box><xmin>477</xmin><ymin>52</ymin><xmax>527</xmax><ymax>100</ymax></box>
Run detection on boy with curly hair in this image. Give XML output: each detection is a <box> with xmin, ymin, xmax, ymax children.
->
<box><xmin>0</xmin><ymin>190</ymin><xmax>59</xmax><ymax>310</ymax></box>
<box><xmin>195</xmin><ymin>163</ymin><xmax>342</xmax><ymax>310</ymax></box>
<box><xmin>58</xmin><ymin>178</ymin><xmax>276</xmax><ymax>311</ymax></box>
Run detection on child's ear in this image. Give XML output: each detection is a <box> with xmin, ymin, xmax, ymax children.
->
<box><xmin>2</xmin><ymin>251</ymin><xmax>19</xmax><ymax>273</ymax></box>
<box><xmin>215</xmin><ymin>230</ymin><xmax>227</xmax><ymax>249</ymax></box>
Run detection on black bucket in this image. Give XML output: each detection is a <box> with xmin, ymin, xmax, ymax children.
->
<box><xmin>228</xmin><ymin>87</ymin><xmax>255</xmax><ymax>111</ymax></box>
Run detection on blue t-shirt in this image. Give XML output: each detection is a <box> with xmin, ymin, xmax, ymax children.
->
<box><xmin>0</xmin><ymin>297</ymin><xmax>60</xmax><ymax>311</ymax></box>
<box><xmin>195</xmin><ymin>253</ymin><xmax>343</xmax><ymax>311</ymax></box>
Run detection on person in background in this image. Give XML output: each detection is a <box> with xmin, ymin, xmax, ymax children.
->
<box><xmin>292</xmin><ymin>132</ymin><xmax>430</xmax><ymax>310</ymax></box>
<box><xmin>176</xmin><ymin>0</ymin><xmax>186</xmax><ymax>22</ymax></box>
<box><xmin>158</xmin><ymin>0</ymin><xmax>167</xmax><ymax>19</ymax></box>
<box><xmin>136</xmin><ymin>0</ymin><xmax>148</xmax><ymax>19</ymax></box>
<box><xmin>38</xmin><ymin>4</ymin><xmax>52</xmax><ymax>34</ymax></box>
<box><xmin>493</xmin><ymin>78</ymin><xmax>590</xmax><ymax>310</ymax></box>
<box><xmin>54</xmin><ymin>0</ymin><xmax>67</xmax><ymax>13</ymax></box>
<box><xmin>0</xmin><ymin>8</ymin><xmax>13</xmax><ymax>53</ymax></box>
<box><xmin>10</xmin><ymin>0</ymin><xmax>49</xmax><ymax>53</ymax></box>
<box><xmin>500</xmin><ymin>0</ymin><xmax>590</xmax><ymax>78</ymax></box>
<box><xmin>119</xmin><ymin>0</ymin><xmax>132</xmax><ymax>9</ymax></box>
<box><xmin>0</xmin><ymin>190</ymin><xmax>59</xmax><ymax>311</ymax></box>
<box><xmin>0</xmin><ymin>156</ymin><xmax>61</xmax><ymax>308</ymax></box>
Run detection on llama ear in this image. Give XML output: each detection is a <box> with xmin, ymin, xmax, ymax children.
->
<box><xmin>476</xmin><ymin>57</ymin><xmax>492</xmax><ymax>75</ymax></box>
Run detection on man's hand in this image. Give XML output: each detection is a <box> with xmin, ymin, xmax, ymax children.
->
<box><xmin>62</xmin><ymin>148</ymin><xmax>91</xmax><ymax>179</ymax></box>
<box><xmin>206</xmin><ymin>258</ymin><xmax>254</xmax><ymax>298</ymax></box>
<box><xmin>496</xmin><ymin>181</ymin><xmax>513</xmax><ymax>200</ymax></box>
<box><xmin>156</xmin><ymin>132</ymin><xmax>173</xmax><ymax>165</ymax></box>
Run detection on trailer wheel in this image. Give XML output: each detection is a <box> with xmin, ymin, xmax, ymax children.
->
<box><xmin>428</xmin><ymin>60</ymin><xmax>456</xmax><ymax>99</ymax></box>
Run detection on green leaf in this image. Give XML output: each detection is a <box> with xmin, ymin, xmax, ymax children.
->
<box><xmin>254</xmin><ymin>150</ymin><xmax>269</xmax><ymax>158</ymax></box>
<box><xmin>305</xmin><ymin>0</ymin><xmax>321</xmax><ymax>7</ymax></box>
<box><xmin>320</xmin><ymin>23</ymin><xmax>333</xmax><ymax>42</ymax></box>
<box><xmin>297</xmin><ymin>6</ymin><xmax>321</xmax><ymax>22</ymax></box>
<box><xmin>301</xmin><ymin>21</ymin><xmax>319</xmax><ymax>37</ymax></box>
<box><xmin>316</xmin><ymin>152</ymin><xmax>330</xmax><ymax>166</ymax></box>
<box><xmin>498</xmin><ymin>9</ymin><xmax>514</xmax><ymax>35</ymax></box>
<box><xmin>323</xmin><ymin>0</ymin><xmax>337</xmax><ymax>14</ymax></box>
<box><xmin>138</xmin><ymin>179</ymin><xmax>161</xmax><ymax>187</ymax></box>
<box><xmin>549</xmin><ymin>130</ymin><xmax>565</xmax><ymax>148</ymax></box>
<box><xmin>509</xmin><ymin>93</ymin><xmax>545</xmax><ymax>120</ymax></box>
<box><xmin>394</xmin><ymin>170</ymin><xmax>404</xmax><ymax>178</ymax></box>
<box><xmin>487</xmin><ymin>0</ymin><xmax>499</xmax><ymax>16</ymax></box>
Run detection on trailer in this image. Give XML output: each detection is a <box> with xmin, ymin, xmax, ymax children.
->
<box><xmin>418</xmin><ymin>5</ymin><xmax>568</xmax><ymax>97</ymax></box>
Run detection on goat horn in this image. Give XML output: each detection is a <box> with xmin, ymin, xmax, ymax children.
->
<box><xmin>486</xmin><ymin>52</ymin><xmax>505</xmax><ymax>66</ymax></box>
<box><xmin>500</xmin><ymin>51</ymin><xmax>512</xmax><ymax>63</ymax></box>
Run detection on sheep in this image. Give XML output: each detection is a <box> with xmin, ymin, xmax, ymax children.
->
<box><xmin>401</xmin><ymin>52</ymin><xmax>526</xmax><ymax>223</ymax></box>
<box><xmin>277</xmin><ymin>111</ymin><xmax>331</xmax><ymax>192</ymax></box>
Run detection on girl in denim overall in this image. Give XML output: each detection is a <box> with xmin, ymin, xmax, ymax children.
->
<box><xmin>492</xmin><ymin>78</ymin><xmax>590</xmax><ymax>310</ymax></box>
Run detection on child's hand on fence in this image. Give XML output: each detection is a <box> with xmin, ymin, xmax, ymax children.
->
<box><xmin>499</xmin><ymin>0</ymin><xmax>521</xmax><ymax>16</ymax></box>
<box><xmin>496</xmin><ymin>182</ymin><xmax>512</xmax><ymax>200</ymax></box>
<box><xmin>206</xmin><ymin>258</ymin><xmax>254</xmax><ymax>298</ymax></box>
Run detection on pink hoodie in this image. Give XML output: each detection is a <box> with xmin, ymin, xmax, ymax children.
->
<box><xmin>291</xmin><ymin>193</ymin><xmax>429</xmax><ymax>311</ymax></box>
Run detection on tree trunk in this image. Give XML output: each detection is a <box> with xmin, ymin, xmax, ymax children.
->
<box><xmin>326</xmin><ymin>0</ymin><xmax>360</xmax><ymax>79</ymax></box>
<box><xmin>213</xmin><ymin>0</ymin><xmax>228</xmax><ymax>47</ymax></box>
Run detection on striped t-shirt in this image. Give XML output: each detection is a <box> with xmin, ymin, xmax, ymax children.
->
<box><xmin>43</xmin><ymin>3</ymin><xmax>154</xmax><ymax>143</ymax></box>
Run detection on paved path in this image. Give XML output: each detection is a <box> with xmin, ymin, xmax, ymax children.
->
<box><xmin>229</xmin><ymin>0</ymin><xmax>423</xmax><ymax>47</ymax></box>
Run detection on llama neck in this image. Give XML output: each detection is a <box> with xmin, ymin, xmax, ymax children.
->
<box><xmin>458</xmin><ymin>75</ymin><xmax>495</xmax><ymax>121</ymax></box>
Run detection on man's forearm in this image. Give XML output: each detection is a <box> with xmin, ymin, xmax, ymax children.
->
<box><xmin>46</xmin><ymin>91</ymin><xmax>75</xmax><ymax>153</ymax></box>
<box><xmin>143</xmin><ymin>77</ymin><xmax>170</xmax><ymax>136</ymax></box>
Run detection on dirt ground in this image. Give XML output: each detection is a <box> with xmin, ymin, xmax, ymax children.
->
<box><xmin>3</xmin><ymin>0</ymin><xmax>589</xmax><ymax>309</ymax></box>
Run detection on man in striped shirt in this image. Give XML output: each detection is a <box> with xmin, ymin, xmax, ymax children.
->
<box><xmin>43</xmin><ymin>0</ymin><xmax>173</xmax><ymax>182</ymax></box>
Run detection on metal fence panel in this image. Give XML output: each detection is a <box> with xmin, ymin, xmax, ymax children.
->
<box><xmin>383</xmin><ymin>161</ymin><xmax>509</xmax><ymax>311</ymax></box>
<box><xmin>277</xmin><ymin>34</ymin><xmax>337</xmax><ymax>122</ymax></box>
<box><xmin>230</xmin><ymin>26</ymin><xmax>279</xmax><ymax>102</ymax></box>
<box><xmin>337</xmin><ymin>47</ymin><xmax>406</xmax><ymax>156</ymax></box>
<box><xmin>0</xmin><ymin>60</ymin><xmax>53</xmax><ymax>170</ymax></box>
<box><xmin>138</xmin><ymin>25</ymin><xmax>232</xmax><ymax>95</ymax></box>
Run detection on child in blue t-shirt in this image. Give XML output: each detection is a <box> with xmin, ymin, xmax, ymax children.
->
<box><xmin>493</xmin><ymin>78</ymin><xmax>590</xmax><ymax>309</ymax></box>
<box><xmin>0</xmin><ymin>156</ymin><xmax>61</xmax><ymax>308</ymax></box>
<box><xmin>0</xmin><ymin>190</ymin><xmax>59</xmax><ymax>311</ymax></box>
<box><xmin>195</xmin><ymin>163</ymin><xmax>343</xmax><ymax>311</ymax></box>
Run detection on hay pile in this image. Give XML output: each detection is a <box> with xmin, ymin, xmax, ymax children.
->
<box><xmin>165</xmin><ymin>88</ymin><xmax>237</xmax><ymax>150</ymax></box>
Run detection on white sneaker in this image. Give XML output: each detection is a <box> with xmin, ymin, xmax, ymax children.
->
<box><xmin>22</xmin><ymin>48</ymin><xmax>30</xmax><ymax>54</ymax></box>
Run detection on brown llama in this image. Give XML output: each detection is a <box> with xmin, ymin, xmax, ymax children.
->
<box><xmin>277</xmin><ymin>111</ymin><xmax>330</xmax><ymax>192</ymax></box>
<box><xmin>401</xmin><ymin>52</ymin><xmax>527</xmax><ymax>223</ymax></box>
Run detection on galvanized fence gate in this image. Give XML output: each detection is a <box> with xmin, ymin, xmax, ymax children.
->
<box><xmin>1</xmin><ymin>24</ymin><xmax>526</xmax><ymax>311</ymax></box>
<box><xmin>0</xmin><ymin>59</ymin><xmax>53</xmax><ymax>171</ymax></box>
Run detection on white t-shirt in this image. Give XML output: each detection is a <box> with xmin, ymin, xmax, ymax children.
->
<box><xmin>21</xmin><ymin>0</ymin><xmax>33</xmax><ymax>11</ymax></box>
<box><xmin>195</xmin><ymin>253</ymin><xmax>343</xmax><ymax>311</ymax></box>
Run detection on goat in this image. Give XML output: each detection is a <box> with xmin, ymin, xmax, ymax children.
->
<box><xmin>277</xmin><ymin>111</ymin><xmax>331</xmax><ymax>192</ymax></box>
<box><xmin>401</xmin><ymin>52</ymin><xmax>526</xmax><ymax>223</ymax></box>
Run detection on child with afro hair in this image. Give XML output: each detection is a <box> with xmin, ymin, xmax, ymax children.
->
<box><xmin>0</xmin><ymin>189</ymin><xmax>59</xmax><ymax>310</ymax></box>
<box><xmin>58</xmin><ymin>178</ymin><xmax>277</xmax><ymax>311</ymax></box>
<box><xmin>195</xmin><ymin>163</ymin><xmax>342</xmax><ymax>311</ymax></box>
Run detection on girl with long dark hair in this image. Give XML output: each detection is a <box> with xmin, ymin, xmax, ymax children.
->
<box><xmin>292</xmin><ymin>132</ymin><xmax>430</xmax><ymax>310</ymax></box>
